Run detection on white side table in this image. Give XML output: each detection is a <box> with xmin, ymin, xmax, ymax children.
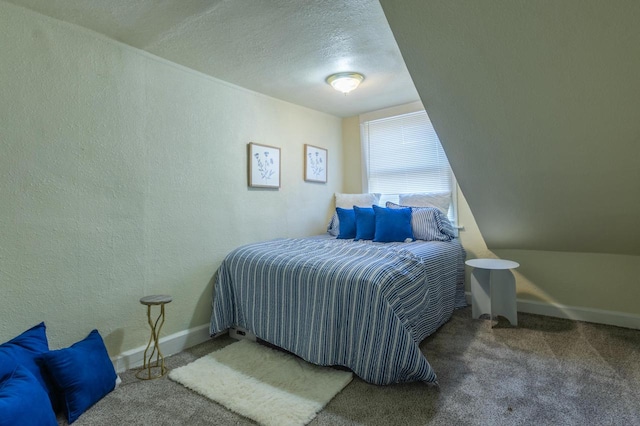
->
<box><xmin>466</xmin><ymin>258</ymin><xmax>519</xmax><ymax>326</ymax></box>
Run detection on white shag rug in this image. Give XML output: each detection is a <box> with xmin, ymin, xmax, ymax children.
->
<box><xmin>169</xmin><ymin>339</ymin><xmax>353</xmax><ymax>426</ymax></box>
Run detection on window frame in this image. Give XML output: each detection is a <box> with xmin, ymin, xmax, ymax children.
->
<box><xmin>359</xmin><ymin>101</ymin><xmax>459</xmax><ymax>227</ymax></box>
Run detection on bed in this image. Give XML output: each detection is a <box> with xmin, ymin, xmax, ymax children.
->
<box><xmin>209</xmin><ymin>233</ymin><xmax>466</xmax><ymax>385</ymax></box>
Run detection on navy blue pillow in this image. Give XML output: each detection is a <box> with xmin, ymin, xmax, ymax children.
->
<box><xmin>354</xmin><ymin>206</ymin><xmax>375</xmax><ymax>240</ymax></box>
<box><xmin>0</xmin><ymin>365</ymin><xmax>57</xmax><ymax>426</ymax></box>
<box><xmin>42</xmin><ymin>330</ymin><xmax>116</xmax><ymax>424</ymax></box>
<box><xmin>372</xmin><ymin>205</ymin><xmax>414</xmax><ymax>243</ymax></box>
<box><xmin>0</xmin><ymin>322</ymin><xmax>58</xmax><ymax>409</ymax></box>
<box><xmin>336</xmin><ymin>207</ymin><xmax>356</xmax><ymax>239</ymax></box>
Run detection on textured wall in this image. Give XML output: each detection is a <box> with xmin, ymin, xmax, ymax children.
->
<box><xmin>0</xmin><ymin>2</ymin><xmax>342</xmax><ymax>353</ymax></box>
<box><xmin>380</xmin><ymin>0</ymin><xmax>640</xmax><ymax>256</ymax></box>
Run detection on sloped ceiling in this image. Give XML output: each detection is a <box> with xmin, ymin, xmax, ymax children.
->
<box><xmin>380</xmin><ymin>0</ymin><xmax>640</xmax><ymax>255</ymax></box>
<box><xmin>5</xmin><ymin>0</ymin><xmax>419</xmax><ymax>117</ymax></box>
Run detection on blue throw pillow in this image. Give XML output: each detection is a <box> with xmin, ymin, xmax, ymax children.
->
<box><xmin>354</xmin><ymin>206</ymin><xmax>375</xmax><ymax>240</ymax></box>
<box><xmin>0</xmin><ymin>322</ymin><xmax>58</xmax><ymax>409</ymax></box>
<box><xmin>372</xmin><ymin>205</ymin><xmax>414</xmax><ymax>243</ymax></box>
<box><xmin>336</xmin><ymin>207</ymin><xmax>356</xmax><ymax>239</ymax></box>
<box><xmin>0</xmin><ymin>365</ymin><xmax>57</xmax><ymax>426</ymax></box>
<box><xmin>42</xmin><ymin>330</ymin><xmax>116</xmax><ymax>424</ymax></box>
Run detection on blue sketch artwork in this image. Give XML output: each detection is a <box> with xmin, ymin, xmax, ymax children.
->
<box><xmin>250</xmin><ymin>143</ymin><xmax>280</xmax><ymax>187</ymax></box>
<box><xmin>254</xmin><ymin>151</ymin><xmax>275</xmax><ymax>182</ymax></box>
<box><xmin>308</xmin><ymin>151</ymin><xmax>324</xmax><ymax>178</ymax></box>
<box><xmin>305</xmin><ymin>145</ymin><xmax>327</xmax><ymax>182</ymax></box>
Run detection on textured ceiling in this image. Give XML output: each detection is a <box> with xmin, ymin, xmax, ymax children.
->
<box><xmin>5</xmin><ymin>0</ymin><xmax>419</xmax><ymax>117</ymax></box>
<box><xmin>381</xmin><ymin>0</ymin><xmax>640</xmax><ymax>255</ymax></box>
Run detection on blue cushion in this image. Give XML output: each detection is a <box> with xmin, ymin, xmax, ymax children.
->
<box><xmin>0</xmin><ymin>322</ymin><xmax>58</xmax><ymax>409</ymax></box>
<box><xmin>372</xmin><ymin>205</ymin><xmax>414</xmax><ymax>243</ymax></box>
<box><xmin>353</xmin><ymin>206</ymin><xmax>375</xmax><ymax>240</ymax></box>
<box><xmin>0</xmin><ymin>322</ymin><xmax>48</xmax><ymax>381</ymax></box>
<box><xmin>0</xmin><ymin>364</ymin><xmax>57</xmax><ymax>426</ymax></box>
<box><xmin>386</xmin><ymin>202</ymin><xmax>455</xmax><ymax>241</ymax></box>
<box><xmin>336</xmin><ymin>207</ymin><xmax>356</xmax><ymax>239</ymax></box>
<box><xmin>42</xmin><ymin>330</ymin><xmax>116</xmax><ymax>424</ymax></box>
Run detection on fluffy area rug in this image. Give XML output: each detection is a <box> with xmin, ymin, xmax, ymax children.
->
<box><xmin>168</xmin><ymin>339</ymin><xmax>353</xmax><ymax>426</ymax></box>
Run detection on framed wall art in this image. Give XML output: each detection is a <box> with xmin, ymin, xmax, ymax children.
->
<box><xmin>248</xmin><ymin>142</ymin><xmax>281</xmax><ymax>188</ymax></box>
<box><xmin>304</xmin><ymin>144</ymin><xmax>327</xmax><ymax>183</ymax></box>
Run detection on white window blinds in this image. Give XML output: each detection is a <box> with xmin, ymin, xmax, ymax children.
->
<box><xmin>360</xmin><ymin>109</ymin><xmax>457</xmax><ymax>222</ymax></box>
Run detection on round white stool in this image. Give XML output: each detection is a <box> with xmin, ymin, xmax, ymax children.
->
<box><xmin>466</xmin><ymin>259</ymin><xmax>519</xmax><ymax>326</ymax></box>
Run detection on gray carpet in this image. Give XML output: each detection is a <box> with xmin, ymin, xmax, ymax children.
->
<box><xmin>60</xmin><ymin>307</ymin><xmax>640</xmax><ymax>425</ymax></box>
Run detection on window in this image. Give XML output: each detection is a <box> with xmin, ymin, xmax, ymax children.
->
<box><xmin>360</xmin><ymin>104</ymin><xmax>458</xmax><ymax>223</ymax></box>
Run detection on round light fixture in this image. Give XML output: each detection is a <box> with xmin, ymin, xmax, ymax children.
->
<box><xmin>326</xmin><ymin>72</ymin><xmax>365</xmax><ymax>94</ymax></box>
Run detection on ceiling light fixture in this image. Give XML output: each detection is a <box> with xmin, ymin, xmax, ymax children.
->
<box><xmin>326</xmin><ymin>72</ymin><xmax>365</xmax><ymax>94</ymax></box>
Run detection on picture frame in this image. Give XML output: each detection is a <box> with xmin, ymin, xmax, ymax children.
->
<box><xmin>304</xmin><ymin>144</ymin><xmax>328</xmax><ymax>183</ymax></box>
<box><xmin>248</xmin><ymin>142</ymin><xmax>281</xmax><ymax>188</ymax></box>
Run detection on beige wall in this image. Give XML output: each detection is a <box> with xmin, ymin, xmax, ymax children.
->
<box><xmin>341</xmin><ymin>116</ymin><xmax>362</xmax><ymax>194</ymax></box>
<box><xmin>0</xmin><ymin>2</ymin><xmax>343</xmax><ymax>352</ymax></box>
<box><xmin>342</xmin><ymin>116</ymin><xmax>640</xmax><ymax>324</ymax></box>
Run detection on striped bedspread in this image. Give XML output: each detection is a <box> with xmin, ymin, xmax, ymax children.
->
<box><xmin>210</xmin><ymin>235</ymin><xmax>466</xmax><ymax>385</ymax></box>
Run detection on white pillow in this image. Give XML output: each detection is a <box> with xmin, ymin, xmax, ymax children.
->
<box><xmin>398</xmin><ymin>191</ymin><xmax>451</xmax><ymax>215</ymax></box>
<box><xmin>335</xmin><ymin>193</ymin><xmax>381</xmax><ymax>209</ymax></box>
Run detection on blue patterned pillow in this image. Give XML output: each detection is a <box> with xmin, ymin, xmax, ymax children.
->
<box><xmin>354</xmin><ymin>206</ymin><xmax>376</xmax><ymax>240</ymax></box>
<box><xmin>386</xmin><ymin>202</ymin><xmax>454</xmax><ymax>241</ymax></box>
<box><xmin>372</xmin><ymin>205</ymin><xmax>414</xmax><ymax>243</ymax></box>
<box><xmin>434</xmin><ymin>209</ymin><xmax>457</xmax><ymax>238</ymax></box>
<box><xmin>327</xmin><ymin>212</ymin><xmax>339</xmax><ymax>236</ymax></box>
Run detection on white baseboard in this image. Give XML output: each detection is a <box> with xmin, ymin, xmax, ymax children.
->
<box><xmin>111</xmin><ymin>323</ymin><xmax>212</xmax><ymax>373</ymax></box>
<box><xmin>111</xmin><ymin>294</ymin><xmax>638</xmax><ymax>374</ymax></box>
<box><xmin>464</xmin><ymin>292</ymin><xmax>640</xmax><ymax>330</ymax></box>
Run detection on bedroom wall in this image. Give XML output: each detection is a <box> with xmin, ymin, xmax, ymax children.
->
<box><xmin>0</xmin><ymin>2</ymin><xmax>343</xmax><ymax>354</ymax></box>
<box><xmin>375</xmin><ymin>1</ymin><xmax>640</xmax><ymax>327</ymax></box>
<box><xmin>342</xmin><ymin>117</ymin><xmax>640</xmax><ymax>328</ymax></box>
<box><xmin>379</xmin><ymin>0</ymin><xmax>640</xmax><ymax>257</ymax></box>
<box><xmin>341</xmin><ymin>116</ymin><xmax>362</xmax><ymax>194</ymax></box>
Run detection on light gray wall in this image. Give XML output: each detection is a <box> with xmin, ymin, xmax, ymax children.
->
<box><xmin>378</xmin><ymin>0</ymin><xmax>640</xmax><ymax>321</ymax></box>
<box><xmin>380</xmin><ymin>0</ymin><xmax>640</xmax><ymax>256</ymax></box>
<box><xmin>0</xmin><ymin>2</ymin><xmax>343</xmax><ymax>353</ymax></box>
